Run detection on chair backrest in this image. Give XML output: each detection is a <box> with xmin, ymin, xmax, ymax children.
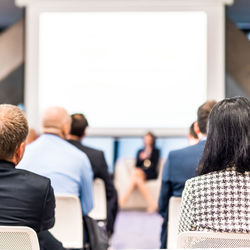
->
<box><xmin>0</xmin><ymin>226</ymin><xmax>40</xmax><ymax>250</ymax></box>
<box><xmin>89</xmin><ymin>178</ymin><xmax>107</xmax><ymax>221</ymax></box>
<box><xmin>167</xmin><ymin>196</ymin><xmax>182</xmax><ymax>249</ymax></box>
<box><xmin>49</xmin><ymin>194</ymin><xmax>83</xmax><ymax>249</ymax></box>
<box><xmin>177</xmin><ymin>231</ymin><xmax>250</xmax><ymax>248</ymax></box>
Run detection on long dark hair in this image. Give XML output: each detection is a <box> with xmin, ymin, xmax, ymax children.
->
<box><xmin>198</xmin><ymin>96</ymin><xmax>250</xmax><ymax>175</ymax></box>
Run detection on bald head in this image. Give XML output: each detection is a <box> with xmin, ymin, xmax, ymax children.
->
<box><xmin>42</xmin><ymin>107</ymin><xmax>71</xmax><ymax>138</ymax></box>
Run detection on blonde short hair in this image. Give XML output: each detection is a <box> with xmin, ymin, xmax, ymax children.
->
<box><xmin>0</xmin><ymin>104</ymin><xmax>28</xmax><ymax>159</ymax></box>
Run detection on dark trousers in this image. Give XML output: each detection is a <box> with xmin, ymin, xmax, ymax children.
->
<box><xmin>38</xmin><ymin>231</ymin><xmax>66</xmax><ymax>250</ymax></box>
<box><xmin>106</xmin><ymin>192</ymin><xmax>118</xmax><ymax>235</ymax></box>
<box><xmin>160</xmin><ymin>219</ymin><xmax>168</xmax><ymax>249</ymax></box>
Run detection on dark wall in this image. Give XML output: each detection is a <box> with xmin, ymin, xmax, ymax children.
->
<box><xmin>0</xmin><ymin>64</ymin><xmax>24</xmax><ymax>105</ymax></box>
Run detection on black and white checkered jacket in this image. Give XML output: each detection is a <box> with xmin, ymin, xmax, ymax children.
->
<box><xmin>178</xmin><ymin>169</ymin><xmax>250</xmax><ymax>234</ymax></box>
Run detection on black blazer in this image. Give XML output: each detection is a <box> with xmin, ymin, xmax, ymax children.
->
<box><xmin>0</xmin><ymin>160</ymin><xmax>55</xmax><ymax>232</ymax></box>
<box><xmin>136</xmin><ymin>148</ymin><xmax>160</xmax><ymax>180</ymax></box>
<box><xmin>67</xmin><ymin>140</ymin><xmax>116</xmax><ymax>200</ymax></box>
<box><xmin>67</xmin><ymin>140</ymin><xmax>118</xmax><ymax>234</ymax></box>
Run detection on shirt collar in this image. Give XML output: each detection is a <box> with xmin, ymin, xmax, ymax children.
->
<box><xmin>0</xmin><ymin>160</ymin><xmax>16</xmax><ymax>169</ymax></box>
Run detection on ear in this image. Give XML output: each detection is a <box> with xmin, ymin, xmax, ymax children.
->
<box><xmin>194</xmin><ymin>121</ymin><xmax>201</xmax><ymax>136</ymax></box>
<box><xmin>14</xmin><ymin>142</ymin><xmax>26</xmax><ymax>165</ymax></box>
<box><xmin>62</xmin><ymin>123</ymin><xmax>70</xmax><ymax>139</ymax></box>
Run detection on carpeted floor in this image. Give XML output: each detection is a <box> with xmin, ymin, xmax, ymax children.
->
<box><xmin>109</xmin><ymin>211</ymin><xmax>163</xmax><ymax>250</ymax></box>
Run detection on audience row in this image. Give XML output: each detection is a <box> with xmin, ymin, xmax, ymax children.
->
<box><xmin>0</xmin><ymin>96</ymin><xmax>248</xmax><ymax>250</ymax></box>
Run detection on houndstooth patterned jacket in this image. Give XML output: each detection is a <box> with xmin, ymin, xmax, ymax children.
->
<box><xmin>178</xmin><ymin>169</ymin><xmax>250</xmax><ymax>234</ymax></box>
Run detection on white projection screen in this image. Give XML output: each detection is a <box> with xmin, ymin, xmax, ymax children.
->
<box><xmin>22</xmin><ymin>0</ymin><xmax>229</xmax><ymax>135</ymax></box>
<box><xmin>39</xmin><ymin>12</ymin><xmax>206</xmax><ymax>130</ymax></box>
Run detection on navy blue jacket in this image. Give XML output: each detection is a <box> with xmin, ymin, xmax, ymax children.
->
<box><xmin>158</xmin><ymin>140</ymin><xmax>206</xmax><ymax>248</ymax></box>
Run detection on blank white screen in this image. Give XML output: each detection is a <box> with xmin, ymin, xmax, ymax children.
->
<box><xmin>39</xmin><ymin>12</ymin><xmax>207</xmax><ymax>129</ymax></box>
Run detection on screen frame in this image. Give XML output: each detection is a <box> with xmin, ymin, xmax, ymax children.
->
<box><xmin>22</xmin><ymin>0</ymin><xmax>230</xmax><ymax>136</ymax></box>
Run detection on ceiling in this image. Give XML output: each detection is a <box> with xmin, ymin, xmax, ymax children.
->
<box><xmin>0</xmin><ymin>0</ymin><xmax>23</xmax><ymax>29</ymax></box>
<box><xmin>0</xmin><ymin>0</ymin><xmax>249</xmax><ymax>29</ymax></box>
<box><xmin>227</xmin><ymin>0</ymin><xmax>250</xmax><ymax>29</ymax></box>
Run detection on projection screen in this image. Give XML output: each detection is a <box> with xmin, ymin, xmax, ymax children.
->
<box><xmin>22</xmin><ymin>0</ymin><xmax>229</xmax><ymax>136</ymax></box>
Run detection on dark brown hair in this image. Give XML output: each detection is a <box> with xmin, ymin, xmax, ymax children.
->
<box><xmin>70</xmin><ymin>113</ymin><xmax>88</xmax><ymax>137</ymax></box>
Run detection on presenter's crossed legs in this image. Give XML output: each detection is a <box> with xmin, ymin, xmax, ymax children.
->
<box><xmin>119</xmin><ymin>168</ymin><xmax>157</xmax><ymax>213</ymax></box>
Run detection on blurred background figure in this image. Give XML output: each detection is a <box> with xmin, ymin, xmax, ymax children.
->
<box><xmin>119</xmin><ymin>132</ymin><xmax>160</xmax><ymax>213</ymax></box>
<box><xmin>67</xmin><ymin>113</ymin><xmax>118</xmax><ymax>237</ymax></box>
<box><xmin>158</xmin><ymin>100</ymin><xmax>216</xmax><ymax>249</ymax></box>
<box><xmin>26</xmin><ymin>128</ymin><xmax>39</xmax><ymax>144</ymax></box>
<box><xmin>188</xmin><ymin>122</ymin><xmax>199</xmax><ymax>146</ymax></box>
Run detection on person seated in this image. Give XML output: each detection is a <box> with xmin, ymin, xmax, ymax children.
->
<box><xmin>18</xmin><ymin>107</ymin><xmax>93</xmax><ymax>221</ymax></box>
<box><xmin>158</xmin><ymin>100</ymin><xmax>216</xmax><ymax>249</ymax></box>
<box><xmin>67</xmin><ymin>113</ymin><xmax>118</xmax><ymax>236</ymax></box>
<box><xmin>0</xmin><ymin>104</ymin><xmax>64</xmax><ymax>250</ymax></box>
<box><xmin>188</xmin><ymin>122</ymin><xmax>200</xmax><ymax>146</ymax></box>
<box><xmin>119</xmin><ymin>132</ymin><xmax>160</xmax><ymax>213</ymax></box>
<box><xmin>26</xmin><ymin>128</ymin><xmax>39</xmax><ymax>144</ymax></box>
<box><xmin>179</xmin><ymin>96</ymin><xmax>250</xmax><ymax>234</ymax></box>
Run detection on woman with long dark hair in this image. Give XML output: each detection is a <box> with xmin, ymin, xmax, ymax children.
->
<box><xmin>179</xmin><ymin>96</ymin><xmax>250</xmax><ymax>233</ymax></box>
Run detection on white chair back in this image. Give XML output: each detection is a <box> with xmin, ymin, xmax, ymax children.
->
<box><xmin>89</xmin><ymin>178</ymin><xmax>107</xmax><ymax>221</ymax></box>
<box><xmin>0</xmin><ymin>226</ymin><xmax>39</xmax><ymax>250</ymax></box>
<box><xmin>50</xmin><ymin>194</ymin><xmax>83</xmax><ymax>249</ymax></box>
<box><xmin>167</xmin><ymin>196</ymin><xmax>182</xmax><ymax>249</ymax></box>
<box><xmin>177</xmin><ymin>231</ymin><xmax>250</xmax><ymax>248</ymax></box>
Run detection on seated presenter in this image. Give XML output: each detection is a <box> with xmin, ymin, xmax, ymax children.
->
<box><xmin>119</xmin><ymin>132</ymin><xmax>160</xmax><ymax>213</ymax></box>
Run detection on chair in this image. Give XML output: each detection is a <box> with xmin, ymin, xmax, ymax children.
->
<box><xmin>114</xmin><ymin>158</ymin><xmax>164</xmax><ymax>209</ymax></box>
<box><xmin>177</xmin><ymin>231</ymin><xmax>250</xmax><ymax>248</ymax></box>
<box><xmin>49</xmin><ymin>194</ymin><xmax>83</xmax><ymax>249</ymax></box>
<box><xmin>0</xmin><ymin>226</ymin><xmax>40</xmax><ymax>250</ymax></box>
<box><xmin>89</xmin><ymin>178</ymin><xmax>107</xmax><ymax>221</ymax></box>
<box><xmin>167</xmin><ymin>196</ymin><xmax>182</xmax><ymax>249</ymax></box>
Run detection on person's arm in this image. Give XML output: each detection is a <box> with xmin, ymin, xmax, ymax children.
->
<box><xmin>40</xmin><ymin>180</ymin><xmax>55</xmax><ymax>231</ymax></box>
<box><xmin>80</xmin><ymin>156</ymin><xmax>94</xmax><ymax>215</ymax></box>
<box><xmin>178</xmin><ymin>179</ymin><xmax>194</xmax><ymax>233</ymax></box>
<box><xmin>151</xmin><ymin>148</ymin><xmax>160</xmax><ymax>168</ymax></box>
<box><xmin>97</xmin><ymin>151</ymin><xmax>116</xmax><ymax>201</ymax></box>
<box><xmin>135</xmin><ymin>149</ymin><xmax>143</xmax><ymax>167</ymax></box>
<box><xmin>158</xmin><ymin>155</ymin><xmax>172</xmax><ymax>218</ymax></box>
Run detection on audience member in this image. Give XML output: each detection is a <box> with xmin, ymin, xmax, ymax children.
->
<box><xmin>0</xmin><ymin>104</ymin><xmax>64</xmax><ymax>250</ymax></box>
<box><xmin>188</xmin><ymin>122</ymin><xmax>199</xmax><ymax>145</ymax></box>
<box><xmin>18</xmin><ymin>107</ymin><xmax>93</xmax><ymax>216</ymax></box>
<box><xmin>26</xmin><ymin>128</ymin><xmax>39</xmax><ymax>144</ymax></box>
<box><xmin>119</xmin><ymin>132</ymin><xmax>160</xmax><ymax>213</ymax></box>
<box><xmin>179</xmin><ymin>96</ymin><xmax>250</xmax><ymax>233</ymax></box>
<box><xmin>67</xmin><ymin>113</ymin><xmax>118</xmax><ymax>236</ymax></box>
<box><xmin>158</xmin><ymin>100</ymin><xmax>216</xmax><ymax>248</ymax></box>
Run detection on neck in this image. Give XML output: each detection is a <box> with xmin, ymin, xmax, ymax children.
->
<box><xmin>43</xmin><ymin>128</ymin><xmax>63</xmax><ymax>138</ymax></box>
<box><xmin>67</xmin><ymin>134</ymin><xmax>82</xmax><ymax>141</ymax></box>
<box><xmin>199</xmin><ymin>133</ymin><xmax>207</xmax><ymax>140</ymax></box>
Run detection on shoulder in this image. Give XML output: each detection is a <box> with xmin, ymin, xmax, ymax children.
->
<box><xmin>68</xmin><ymin>140</ymin><xmax>103</xmax><ymax>156</ymax></box>
<box><xmin>185</xmin><ymin>170</ymin><xmax>219</xmax><ymax>190</ymax></box>
<box><xmin>169</xmin><ymin>141</ymin><xmax>205</xmax><ymax>158</ymax></box>
<box><xmin>14</xmin><ymin>168</ymin><xmax>51</xmax><ymax>188</ymax></box>
<box><xmin>153</xmin><ymin>148</ymin><xmax>160</xmax><ymax>154</ymax></box>
<box><xmin>81</xmin><ymin>145</ymin><xmax>103</xmax><ymax>156</ymax></box>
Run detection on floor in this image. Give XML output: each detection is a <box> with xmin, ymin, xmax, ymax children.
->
<box><xmin>109</xmin><ymin>210</ymin><xmax>163</xmax><ymax>250</ymax></box>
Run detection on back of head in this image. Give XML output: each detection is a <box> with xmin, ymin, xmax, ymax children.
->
<box><xmin>198</xmin><ymin>96</ymin><xmax>250</xmax><ymax>175</ymax></box>
<box><xmin>42</xmin><ymin>107</ymin><xmax>71</xmax><ymax>137</ymax></box>
<box><xmin>70</xmin><ymin>113</ymin><xmax>88</xmax><ymax>138</ymax></box>
<box><xmin>0</xmin><ymin>104</ymin><xmax>28</xmax><ymax>160</ymax></box>
<box><xmin>197</xmin><ymin>100</ymin><xmax>217</xmax><ymax>134</ymax></box>
<box><xmin>189</xmin><ymin>122</ymin><xmax>198</xmax><ymax>139</ymax></box>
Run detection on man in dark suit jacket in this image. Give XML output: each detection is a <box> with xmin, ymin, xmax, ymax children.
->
<box><xmin>0</xmin><ymin>104</ymin><xmax>64</xmax><ymax>250</ymax></box>
<box><xmin>158</xmin><ymin>100</ymin><xmax>216</xmax><ymax>249</ymax></box>
<box><xmin>67</xmin><ymin>113</ymin><xmax>118</xmax><ymax>236</ymax></box>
